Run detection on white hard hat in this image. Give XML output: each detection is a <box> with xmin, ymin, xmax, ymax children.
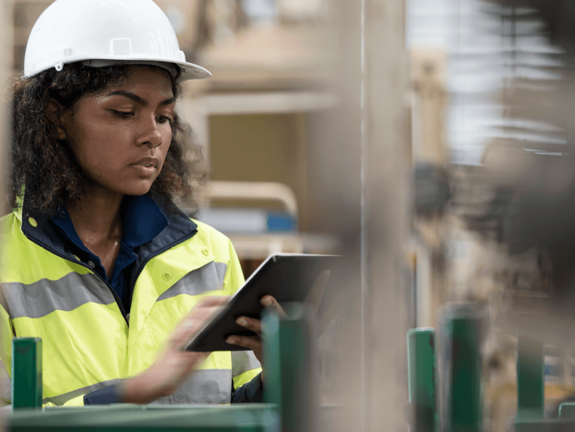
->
<box><xmin>23</xmin><ymin>0</ymin><xmax>211</xmax><ymax>80</ymax></box>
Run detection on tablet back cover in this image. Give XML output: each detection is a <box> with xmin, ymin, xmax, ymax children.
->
<box><xmin>185</xmin><ymin>254</ymin><xmax>343</xmax><ymax>352</ymax></box>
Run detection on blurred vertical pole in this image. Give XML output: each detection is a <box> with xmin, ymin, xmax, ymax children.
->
<box><xmin>0</xmin><ymin>0</ymin><xmax>12</xmax><ymax>196</ymax></box>
<box><xmin>312</xmin><ymin>0</ymin><xmax>363</xmax><ymax>429</ymax></box>
<box><xmin>362</xmin><ymin>0</ymin><xmax>409</xmax><ymax>431</ymax></box>
<box><xmin>407</xmin><ymin>328</ymin><xmax>437</xmax><ymax>432</ymax></box>
<box><xmin>0</xmin><ymin>1</ymin><xmax>12</xmax><ymax>199</ymax></box>
<box><xmin>0</xmin><ymin>0</ymin><xmax>12</xmax><ymax>426</ymax></box>
<box><xmin>516</xmin><ymin>338</ymin><xmax>544</xmax><ymax>420</ymax></box>
<box><xmin>12</xmin><ymin>338</ymin><xmax>43</xmax><ymax>410</ymax></box>
<box><xmin>445</xmin><ymin>309</ymin><xmax>483</xmax><ymax>432</ymax></box>
<box><xmin>410</xmin><ymin>49</ymin><xmax>448</xmax><ymax>330</ymax></box>
<box><xmin>315</xmin><ymin>0</ymin><xmax>408</xmax><ymax>431</ymax></box>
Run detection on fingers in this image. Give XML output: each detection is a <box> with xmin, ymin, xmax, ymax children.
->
<box><xmin>170</xmin><ymin>320</ymin><xmax>200</xmax><ymax>350</ymax></box>
<box><xmin>235</xmin><ymin>296</ymin><xmax>286</xmax><ymax>336</ymax></box>
<box><xmin>225</xmin><ymin>335</ymin><xmax>261</xmax><ymax>352</ymax></box>
<box><xmin>260</xmin><ymin>295</ymin><xmax>287</xmax><ymax>318</ymax></box>
<box><xmin>184</xmin><ymin>296</ymin><xmax>229</xmax><ymax>327</ymax></box>
<box><xmin>195</xmin><ymin>295</ymin><xmax>229</xmax><ymax>308</ymax></box>
<box><xmin>236</xmin><ymin>316</ymin><xmax>261</xmax><ymax>334</ymax></box>
<box><xmin>171</xmin><ymin>296</ymin><xmax>228</xmax><ymax>350</ymax></box>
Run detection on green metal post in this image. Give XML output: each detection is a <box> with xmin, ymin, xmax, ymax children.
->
<box><xmin>12</xmin><ymin>338</ymin><xmax>42</xmax><ymax>410</ymax></box>
<box><xmin>262</xmin><ymin>303</ymin><xmax>317</xmax><ymax>432</ymax></box>
<box><xmin>516</xmin><ymin>338</ymin><xmax>544</xmax><ymax>420</ymax></box>
<box><xmin>445</xmin><ymin>311</ymin><xmax>483</xmax><ymax>432</ymax></box>
<box><xmin>262</xmin><ymin>310</ymin><xmax>282</xmax><ymax>411</ymax></box>
<box><xmin>407</xmin><ymin>328</ymin><xmax>437</xmax><ymax>432</ymax></box>
<box><xmin>558</xmin><ymin>403</ymin><xmax>575</xmax><ymax>419</ymax></box>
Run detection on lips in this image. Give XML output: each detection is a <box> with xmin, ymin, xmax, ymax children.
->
<box><xmin>130</xmin><ymin>156</ymin><xmax>160</xmax><ymax>177</ymax></box>
<box><xmin>132</xmin><ymin>156</ymin><xmax>159</xmax><ymax>168</ymax></box>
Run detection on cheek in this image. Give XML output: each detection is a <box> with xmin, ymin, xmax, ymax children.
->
<box><xmin>69</xmin><ymin>125</ymin><xmax>130</xmax><ymax>172</ymax></box>
<box><xmin>158</xmin><ymin>128</ymin><xmax>173</xmax><ymax>167</ymax></box>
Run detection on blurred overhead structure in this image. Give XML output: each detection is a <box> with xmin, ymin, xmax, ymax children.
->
<box><xmin>170</xmin><ymin>0</ymin><xmax>339</xmax><ymax>259</ymax></box>
<box><xmin>199</xmin><ymin>24</ymin><xmax>331</xmax><ymax>90</ymax></box>
<box><xmin>408</xmin><ymin>0</ymin><xmax>563</xmax><ymax>166</ymax></box>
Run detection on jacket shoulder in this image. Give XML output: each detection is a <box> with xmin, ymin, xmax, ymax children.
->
<box><xmin>192</xmin><ymin>218</ymin><xmax>230</xmax><ymax>243</ymax></box>
<box><xmin>0</xmin><ymin>210</ymin><xmax>22</xmax><ymax>234</ymax></box>
<box><xmin>189</xmin><ymin>218</ymin><xmax>244</xmax><ymax>291</ymax></box>
<box><xmin>190</xmin><ymin>218</ymin><xmax>235</xmax><ymax>259</ymax></box>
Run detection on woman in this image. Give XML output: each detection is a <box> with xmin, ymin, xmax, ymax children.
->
<box><xmin>0</xmin><ymin>0</ymin><xmax>277</xmax><ymax>406</ymax></box>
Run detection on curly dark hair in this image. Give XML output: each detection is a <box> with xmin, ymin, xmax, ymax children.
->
<box><xmin>9</xmin><ymin>62</ymin><xmax>200</xmax><ymax>216</ymax></box>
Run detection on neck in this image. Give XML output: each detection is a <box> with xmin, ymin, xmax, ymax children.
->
<box><xmin>66</xmin><ymin>187</ymin><xmax>124</xmax><ymax>244</ymax></box>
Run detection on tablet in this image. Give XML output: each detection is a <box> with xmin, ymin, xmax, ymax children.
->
<box><xmin>184</xmin><ymin>253</ymin><xmax>343</xmax><ymax>352</ymax></box>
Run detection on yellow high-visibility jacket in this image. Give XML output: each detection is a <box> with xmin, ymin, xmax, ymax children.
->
<box><xmin>0</xmin><ymin>200</ymin><xmax>261</xmax><ymax>406</ymax></box>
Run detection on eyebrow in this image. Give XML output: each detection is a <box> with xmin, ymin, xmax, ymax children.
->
<box><xmin>105</xmin><ymin>90</ymin><xmax>175</xmax><ymax>107</ymax></box>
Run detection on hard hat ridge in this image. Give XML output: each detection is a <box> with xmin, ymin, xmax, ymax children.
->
<box><xmin>23</xmin><ymin>0</ymin><xmax>211</xmax><ymax>81</ymax></box>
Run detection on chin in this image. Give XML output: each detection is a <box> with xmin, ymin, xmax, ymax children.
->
<box><xmin>118</xmin><ymin>180</ymin><xmax>155</xmax><ymax>197</ymax></box>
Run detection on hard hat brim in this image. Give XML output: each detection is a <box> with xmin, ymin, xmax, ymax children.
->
<box><xmin>170</xmin><ymin>60</ymin><xmax>212</xmax><ymax>80</ymax></box>
<box><xmin>89</xmin><ymin>57</ymin><xmax>212</xmax><ymax>80</ymax></box>
<box><xmin>24</xmin><ymin>57</ymin><xmax>212</xmax><ymax>81</ymax></box>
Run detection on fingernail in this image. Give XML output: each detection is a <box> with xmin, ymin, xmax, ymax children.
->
<box><xmin>226</xmin><ymin>337</ymin><xmax>237</xmax><ymax>344</ymax></box>
<box><xmin>261</xmin><ymin>298</ymin><xmax>272</xmax><ymax>307</ymax></box>
<box><xmin>236</xmin><ymin>318</ymin><xmax>248</xmax><ymax>326</ymax></box>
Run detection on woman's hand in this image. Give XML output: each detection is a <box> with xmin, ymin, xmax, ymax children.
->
<box><xmin>225</xmin><ymin>295</ymin><xmax>286</xmax><ymax>381</ymax></box>
<box><xmin>120</xmin><ymin>296</ymin><xmax>228</xmax><ymax>404</ymax></box>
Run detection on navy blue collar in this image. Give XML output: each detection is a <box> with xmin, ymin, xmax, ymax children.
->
<box><xmin>50</xmin><ymin>195</ymin><xmax>169</xmax><ymax>253</ymax></box>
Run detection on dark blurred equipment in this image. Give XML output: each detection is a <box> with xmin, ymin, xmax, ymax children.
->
<box><xmin>455</xmin><ymin>2</ymin><xmax>575</xmax><ymax>426</ymax></box>
<box><xmin>461</xmin><ymin>0</ymin><xmax>575</xmax><ymax>287</ymax></box>
<box><xmin>413</xmin><ymin>163</ymin><xmax>451</xmax><ymax>218</ymax></box>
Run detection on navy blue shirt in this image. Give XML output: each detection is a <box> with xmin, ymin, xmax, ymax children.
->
<box><xmin>50</xmin><ymin>195</ymin><xmax>168</xmax><ymax>311</ymax></box>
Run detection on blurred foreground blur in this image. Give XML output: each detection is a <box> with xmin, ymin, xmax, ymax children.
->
<box><xmin>410</xmin><ymin>0</ymin><xmax>575</xmax><ymax>430</ymax></box>
<box><xmin>7</xmin><ymin>0</ymin><xmax>575</xmax><ymax>431</ymax></box>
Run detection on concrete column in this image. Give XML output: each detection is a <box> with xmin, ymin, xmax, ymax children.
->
<box><xmin>361</xmin><ymin>0</ymin><xmax>409</xmax><ymax>430</ymax></box>
<box><xmin>0</xmin><ymin>0</ymin><xmax>12</xmax><ymax>214</ymax></box>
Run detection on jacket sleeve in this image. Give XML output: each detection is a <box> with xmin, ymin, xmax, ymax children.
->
<box><xmin>231</xmin><ymin>372</ymin><xmax>263</xmax><ymax>403</ymax></box>
<box><xmin>84</xmin><ymin>385</ymin><xmax>121</xmax><ymax>405</ymax></box>
<box><xmin>0</xmin><ymin>304</ymin><xmax>14</xmax><ymax>406</ymax></box>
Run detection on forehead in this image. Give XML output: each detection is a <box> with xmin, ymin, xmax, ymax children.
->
<box><xmin>102</xmin><ymin>65</ymin><xmax>174</xmax><ymax>96</ymax></box>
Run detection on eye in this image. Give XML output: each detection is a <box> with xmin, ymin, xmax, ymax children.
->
<box><xmin>156</xmin><ymin>115</ymin><xmax>173</xmax><ymax>125</ymax></box>
<box><xmin>112</xmin><ymin>110</ymin><xmax>135</xmax><ymax>118</ymax></box>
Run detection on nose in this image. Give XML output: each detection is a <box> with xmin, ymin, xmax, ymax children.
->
<box><xmin>138</xmin><ymin>116</ymin><xmax>163</xmax><ymax>148</ymax></box>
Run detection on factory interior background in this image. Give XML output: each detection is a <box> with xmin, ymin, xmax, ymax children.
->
<box><xmin>4</xmin><ymin>0</ymin><xmax>575</xmax><ymax>431</ymax></box>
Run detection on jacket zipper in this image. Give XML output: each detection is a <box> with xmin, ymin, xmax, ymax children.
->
<box><xmin>126</xmin><ymin>228</ymin><xmax>198</xmax><ymax>307</ymax></box>
<box><xmin>24</xmin><ymin>235</ymin><xmax>130</xmax><ymax>326</ymax></box>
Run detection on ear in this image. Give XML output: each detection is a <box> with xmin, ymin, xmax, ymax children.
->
<box><xmin>45</xmin><ymin>99</ymin><xmax>68</xmax><ymax>140</ymax></box>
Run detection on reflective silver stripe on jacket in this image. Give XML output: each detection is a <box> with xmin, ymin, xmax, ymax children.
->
<box><xmin>232</xmin><ymin>351</ymin><xmax>261</xmax><ymax>378</ymax></box>
<box><xmin>150</xmin><ymin>369</ymin><xmax>232</xmax><ymax>405</ymax></box>
<box><xmin>156</xmin><ymin>262</ymin><xmax>228</xmax><ymax>302</ymax></box>
<box><xmin>42</xmin><ymin>379</ymin><xmax>122</xmax><ymax>405</ymax></box>
<box><xmin>0</xmin><ymin>361</ymin><xmax>10</xmax><ymax>402</ymax></box>
<box><xmin>1</xmin><ymin>273</ymin><xmax>115</xmax><ymax>319</ymax></box>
